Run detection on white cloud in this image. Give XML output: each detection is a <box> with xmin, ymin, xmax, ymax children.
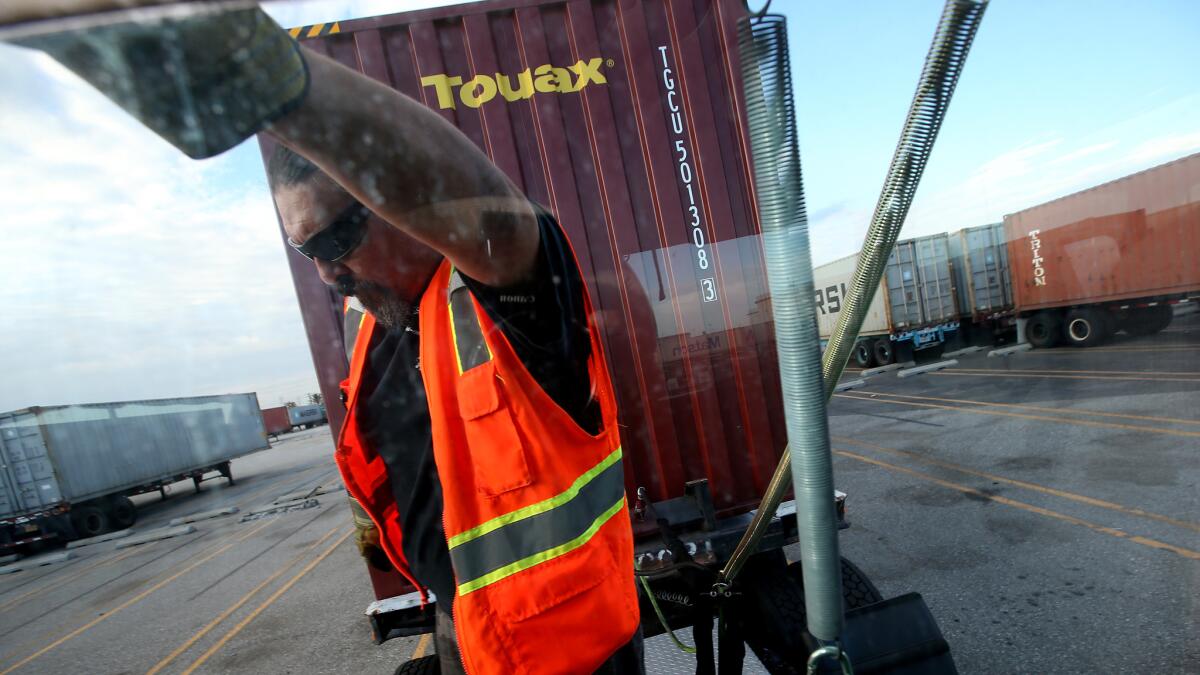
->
<box><xmin>0</xmin><ymin>1</ymin><xmax>463</xmax><ymax>412</ymax></box>
<box><xmin>897</xmin><ymin>125</ymin><xmax>1199</xmax><ymax>245</ymax></box>
<box><xmin>0</xmin><ymin>44</ymin><xmax>315</xmax><ymax>411</ymax></box>
<box><xmin>1047</xmin><ymin>140</ymin><xmax>1119</xmax><ymax>166</ymax></box>
<box><xmin>1124</xmin><ymin>131</ymin><xmax>1200</xmax><ymax>166</ymax></box>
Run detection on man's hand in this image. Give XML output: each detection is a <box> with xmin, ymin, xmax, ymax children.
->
<box><xmin>11</xmin><ymin>2</ymin><xmax>542</xmax><ymax>286</ymax></box>
<box><xmin>10</xmin><ymin>5</ymin><xmax>308</xmax><ymax>158</ymax></box>
<box><xmin>348</xmin><ymin>495</ymin><xmax>392</xmax><ymax>572</ymax></box>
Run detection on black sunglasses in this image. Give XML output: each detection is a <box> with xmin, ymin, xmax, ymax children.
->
<box><xmin>288</xmin><ymin>200</ymin><xmax>371</xmax><ymax>262</ymax></box>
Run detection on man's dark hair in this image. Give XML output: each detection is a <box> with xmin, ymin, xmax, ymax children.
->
<box><xmin>266</xmin><ymin>143</ymin><xmax>324</xmax><ymax>191</ymax></box>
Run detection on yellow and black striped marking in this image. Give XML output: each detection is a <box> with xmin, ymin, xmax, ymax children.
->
<box><xmin>288</xmin><ymin>22</ymin><xmax>342</xmax><ymax>40</ymax></box>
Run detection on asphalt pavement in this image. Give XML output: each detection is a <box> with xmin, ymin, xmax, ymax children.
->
<box><xmin>824</xmin><ymin>310</ymin><xmax>1199</xmax><ymax>674</ymax></box>
<box><xmin>0</xmin><ymin>312</ymin><xmax>1195</xmax><ymax>674</ymax></box>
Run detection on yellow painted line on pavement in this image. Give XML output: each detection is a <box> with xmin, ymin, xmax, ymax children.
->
<box><xmin>832</xmin><ymin>436</ymin><xmax>1200</xmax><ymax>534</ymax></box>
<box><xmin>0</xmin><ymin>519</ymin><xmax>273</xmax><ymax>675</ymax></box>
<box><xmin>935</xmin><ymin>370</ymin><xmax>1200</xmax><ymax>384</ymax></box>
<box><xmin>834</xmin><ymin>393</ymin><xmax>1200</xmax><ymax>439</ymax></box>
<box><xmin>1031</xmin><ymin>346</ymin><xmax>1198</xmax><ymax>354</ymax></box>
<box><xmin>411</xmin><ymin>633</ymin><xmax>433</xmax><ymax>659</ymax></box>
<box><xmin>950</xmin><ymin>367</ymin><xmax>1200</xmax><ymax>377</ymax></box>
<box><xmin>858</xmin><ymin>390</ymin><xmax>1200</xmax><ymax>427</ymax></box>
<box><xmin>0</xmin><ymin>547</ymin><xmax>142</xmax><ymax>615</ymax></box>
<box><xmin>180</xmin><ymin>530</ymin><xmax>353</xmax><ymax>675</ymax></box>
<box><xmin>145</xmin><ymin>525</ymin><xmax>341</xmax><ymax>675</ymax></box>
<box><xmin>834</xmin><ymin>450</ymin><xmax>1200</xmax><ymax>561</ymax></box>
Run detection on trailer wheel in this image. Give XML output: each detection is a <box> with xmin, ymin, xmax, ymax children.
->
<box><xmin>1063</xmin><ymin>308</ymin><xmax>1111</xmax><ymax>348</ymax></box>
<box><xmin>1026</xmin><ymin>312</ymin><xmax>1061</xmax><ymax>348</ymax></box>
<box><xmin>833</xmin><ymin>557</ymin><xmax>884</xmax><ymax>609</ymax></box>
<box><xmin>70</xmin><ymin>504</ymin><xmax>110</xmax><ymax>539</ymax></box>
<box><xmin>742</xmin><ymin>553</ymin><xmax>811</xmax><ymax>674</ymax></box>
<box><xmin>107</xmin><ymin>496</ymin><xmax>137</xmax><ymax>530</ymax></box>
<box><xmin>852</xmin><ymin>341</ymin><xmax>875</xmax><ymax>369</ymax></box>
<box><xmin>394</xmin><ymin>655</ymin><xmax>439</xmax><ymax>675</ymax></box>
<box><xmin>872</xmin><ymin>339</ymin><xmax>895</xmax><ymax>366</ymax></box>
<box><xmin>1122</xmin><ymin>305</ymin><xmax>1173</xmax><ymax>336</ymax></box>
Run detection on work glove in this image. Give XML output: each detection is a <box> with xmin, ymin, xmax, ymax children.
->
<box><xmin>10</xmin><ymin>5</ymin><xmax>308</xmax><ymax>159</ymax></box>
<box><xmin>348</xmin><ymin>495</ymin><xmax>392</xmax><ymax>572</ymax></box>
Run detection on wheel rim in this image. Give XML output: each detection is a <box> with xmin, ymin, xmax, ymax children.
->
<box><xmin>1068</xmin><ymin>318</ymin><xmax>1091</xmax><ymax>341</ymax></box>
<box><xmin>84</xmin><ymin>513</ymin><xmax>102</xmax><ymax>534</ymax></box>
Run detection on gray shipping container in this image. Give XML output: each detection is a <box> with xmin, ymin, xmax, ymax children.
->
<box><xmin>883</xmin><ymin>233</ymin><xmax>959</xmax><ymax>329</ymax></box>
<box><xmin>948</xmin><ymin>223</ymin><xmax>1013</xmax><ymax>319</ymax></box>
<box><xmin>0</xmin><ymin>394</ymin><xmax>267</xmax><ymax>520</ymax></box>
<box><xmin>287</xmin><ymin>404</ymin><xmax>326</xmax><ymax>427</ymax></box>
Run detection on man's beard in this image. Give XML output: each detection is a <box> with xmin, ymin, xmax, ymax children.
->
<box><xmin>336</xmin><ymin>275</ymin><xmax>413</xmax><ymax>331</ymax></box>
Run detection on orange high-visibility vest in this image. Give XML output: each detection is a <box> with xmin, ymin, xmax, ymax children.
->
<box><xmin>335</xmin><ymin>259</ymin><xmax>639</xmax><ymax>675</ymax></box>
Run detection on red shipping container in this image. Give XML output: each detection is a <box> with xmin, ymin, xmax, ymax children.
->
<box><xmin>261</xmin><ymin>406</ymin><xmax>292</xmax><ymax>436</ymax></box>
<box><xmin>1004</xmin><ymin>153</ymin><xmax>1200</xmax><ymax>312</ymax></box>
<box><xmin>262</xmin><ymin>0</ymin><xmax>785</xmax><ymax>596</ymax></box>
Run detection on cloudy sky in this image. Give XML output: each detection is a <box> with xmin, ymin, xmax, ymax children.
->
<box><xmin>0</xmin><ymin>0</ymin><xmax>1196</xmax><ymax>412</ymax></box>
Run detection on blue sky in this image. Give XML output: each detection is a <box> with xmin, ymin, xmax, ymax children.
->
<box><xmin>0</xmin><ymin>0</ymin><xmax>1196</xmax><ymax>411</ymax></box>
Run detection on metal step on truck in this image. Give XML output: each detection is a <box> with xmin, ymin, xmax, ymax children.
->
<box><xmin>267</xmin><ymin>0</ymin><xmax>989</xmax><ymax>672</ymax></box>
<box><xmin>0</xmin><ymin>394</ymin><xmax>268</xmax><ymax>552</ymax></box>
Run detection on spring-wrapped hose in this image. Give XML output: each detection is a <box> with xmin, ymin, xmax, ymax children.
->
<box><xmin>721</xmin><ymin>0</ymin><xmax>989</xmax><ymax>643</ymax></box>
<box><xmin>733</xmin><ymin>13</ymin><xmax>842</xmax><ymax>641</ymax></box>
<box><xmin>821</xmin><ymin>0</ymin><xmax>988</xmax><ymax>394</ymax></box>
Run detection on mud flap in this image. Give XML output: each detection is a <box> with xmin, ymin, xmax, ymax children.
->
<box><xmin>813</xmin><ymin>593</ymin><xmax>956</xmax><ymax>675</ymax></box>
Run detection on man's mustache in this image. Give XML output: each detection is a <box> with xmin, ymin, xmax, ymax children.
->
<box><xmin>335</xmin><ymin>274</ymin><xmax>357</xmax><ymax>297</ymax></box>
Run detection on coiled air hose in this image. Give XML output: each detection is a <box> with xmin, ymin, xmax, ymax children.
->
<box><xmin>723</xmin><ymin>0</ymin><xmax>989</xmax><ymax>648</ymax></box>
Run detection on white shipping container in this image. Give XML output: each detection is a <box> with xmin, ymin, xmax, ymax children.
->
<box><xmin>812</xmin><ymin>253</ymin><xmax>891</xmax><ymax>340</ymax></box>
<box><xmin>0</xmin><ymin>394</ymin><xmax>268</xmax><ymax>520</ymax></box>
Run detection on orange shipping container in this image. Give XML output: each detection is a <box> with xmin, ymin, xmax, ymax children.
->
<box><xmin>1004</xmin><ymin>153</ymin><xmax>1200</xmax><ymax>312</ymax></box>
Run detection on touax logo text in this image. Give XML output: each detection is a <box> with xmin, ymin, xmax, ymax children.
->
<box><xmin>420</xmin><ymin>58</ymin><xmax>609</xmax><ymax>109</ymax></box>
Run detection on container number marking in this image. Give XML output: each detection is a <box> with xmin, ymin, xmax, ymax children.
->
<box><xmin>658</xmin><ymin>45</ymin><xmax>716</xmax><ymax>291</ymax></box>
<box><xmin>700</xmin><ymin>277</ymin><xmax>717</xmax><ymax>303</ymax></box>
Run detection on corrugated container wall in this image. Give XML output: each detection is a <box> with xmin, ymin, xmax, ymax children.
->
<box><xmin>883</xmin><ymin>234</ymin><xmax>958</xmax><ymax>329</ymax></box>
<box><xmin>267</xmin><ymin>0</ymin><xmax>787</xmax><ymax>517</ymax></box>
<box><xmin>948</xmin><ymin>223</ymin><xmax>1012</xmax><ymax>319</ymax></box>
<box><xmin>0</xmin><ymin>395</ymin><xmax>267</xmax><ymax>519</ymax></box>
<box><xmin>262</xmin><ymin>406</ymin><xmax>292</xmax><ymax>435</ymax></box>
<box><xmin>812</xmin><ymin>253</ymin><xmax>891</xmax><ymax>340</ymax></box>
<box><xmin>1004</xmin><ymin>153</ymin><xmax>1200</xmax><ymax>311</ymax></box>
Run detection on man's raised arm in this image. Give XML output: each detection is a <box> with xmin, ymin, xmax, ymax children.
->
<box><xmin>268</xmin><ymin>51</ymin><xmax>541</xmax><ymax>288</ymax></box>
<box><xmin>7</xmin><ymin>5</ymin><xmax>540</xmax><ymax>287</ymax></box>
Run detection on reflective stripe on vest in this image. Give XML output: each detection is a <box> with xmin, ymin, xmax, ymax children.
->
<box><xmin>344</xmin><ymin>300</ymin><xmax>366</xmax><ymax>363</ymax></box>
<box><xmin>448</xmin><ymin>270</ymin><xmax>492</xmax><ymax>373</ymax></box>
<box><xmin>448</xmin><ymin>447</ymin><xmax>625</xmax><ymax>596</ymax></box>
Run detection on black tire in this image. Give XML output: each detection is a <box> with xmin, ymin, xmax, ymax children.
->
<box><xmin>1025</xmin><ymin>312</ymin><xmax>1061</xmax><ymax>348</ymax></box>
<box><xmin>1123</xmin><ymin>305</ymin><xmax>1173</xmax><ymax>336</ymax></box>
<box><xmin>107</xmin><ymin>496</ymin><xmax>137</xmax><ymax>530</ymax></box>
<box><xmin>70</xmin><ymin>504</ymin><xmax>110</xmax><ymax>539</ymax></box>
<box><xmin>1063</xmin><ymin>308</ymin><xmax>1112</xmax><ymax>348</ymax></box>
<box><xmin>852</xmin><ymin>341</ymin><xmax>875</xmax><ymax>369</ymax></box>
<box><xmin>743</xmin><ymin>555</ymin><xmax>885</xmax><ymax>674</ymax></box>
<box><xmin>394</xmin><ymin>654</ymin><xmax>439</xmax><ymax>675</ymax></box>
<box><xmin>837</xmin><ymin>557</ymin><xmax>884</xmax><ymax>609</ymax></box>
<box><xmin>742</xmin><ymin>553</ymin><xmax>811</xmax><ymax>674</ymax></box>
<box><xmin>784</xmin><ymin>558</ymin><xmax>884</xmax><ymax>612</ymax></box>
<box><xmin>872</xmin><ymin>338</ymin><xmax>895</xmax><ymax>366</ymax></box>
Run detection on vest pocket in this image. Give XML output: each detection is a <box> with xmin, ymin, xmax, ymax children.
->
<box><xmin>457</xmin><ymin>362</ymin><xmax>532</xmax><ymax>496</ymax></box>
<box><xmin>485</xmin><ymin>525</ymin><xmax>620</xmax><ymax>623</ymax></box>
